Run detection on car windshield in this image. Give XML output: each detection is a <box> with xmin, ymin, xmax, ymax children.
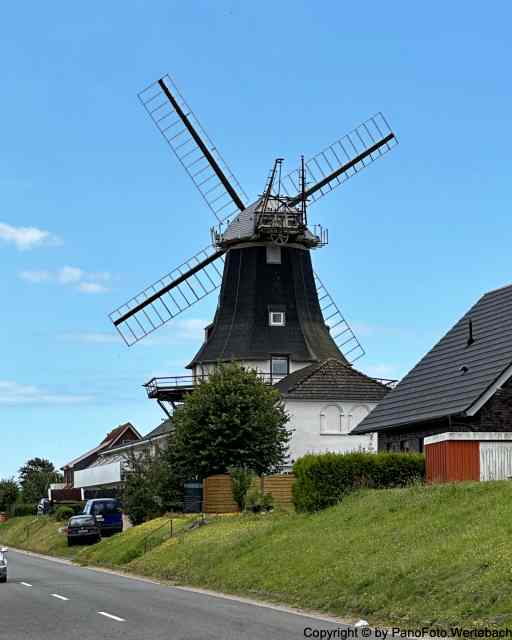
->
<box><xmin>69</xmin><ymin>516</ymin><xmax>95</xmax><ymax>526</ymax></box>
<box><xmin>92</xmin><ymin>501</ymin><xmax>117</xmax><ymax>515</ymax></box>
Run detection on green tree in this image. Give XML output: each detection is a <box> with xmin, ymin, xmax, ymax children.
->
<box><xmin>229</xmin><ymin>467</ymin><xmax>255</xmax><ymax>511</ymax></box>
<box><xmin>123</xmin><ymin>447</ymin><xmax>172</xmax><ymax>525</ymax></box>
<box><xmin>172</xmin><ymin>363</ymin><xmax>291</xmax><ymax>479</ymax></box>
<box><xmin>18</xmin><ymin>458</ymin><xmax>62</xmax><ymax>503</ymax></box>
<box><xmin>0</xmin><ymin>478</ymin><xmax>19</xmax><ymax>512</ymax></box>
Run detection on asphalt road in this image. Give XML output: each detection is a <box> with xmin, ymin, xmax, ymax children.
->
<box><xmin>0</xmin><ymin>549</ymin><xmax>351</xmax><ymax>639</ymax></box>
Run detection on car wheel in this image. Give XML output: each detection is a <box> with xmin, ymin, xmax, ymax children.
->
<box><xmin>67</xmin><ymin>538</ymin><xmax>74</xmax><ymax>547</ymax></box>
<box><xmin>0</xmin><ymin>575</ymin><xmax>7</xmax><ymax>583</ymax></box>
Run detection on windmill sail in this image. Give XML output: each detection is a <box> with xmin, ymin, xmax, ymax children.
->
<box><xmin>110</xmin><ymin>245</ymin><xmax>225</xmax><ymax>346</ymax></box>
<box><xmin>313</xmin><ymin>271</ymin><xmax>365</xmax><ymax>363</ymax></box>
<box><xmin>138</xmin><ymin>75</ymin><xmax>248</xmax><ymax>222</ymax></box>
<box><xmin>281</xmin><ymin>113</ymin><xmax>397</xmax><ymax>205</ymax></box>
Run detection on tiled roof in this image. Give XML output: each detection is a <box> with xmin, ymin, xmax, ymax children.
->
<box><xmin>274</xmin><ymin>358</ymin><xmax>392</xmax><ymax>401</ymax></box>
<box><xmin>62</xmin><ymin>422</ymin><xmax>141</xmax><ymax>469</ymax></box>
<box><xmin>100</xmin><ymin>422</ymin><xmax>138</xmax><ymax>445</ymax></box>
<box><xmin>353</xmin><ymin>283</ymin><xmax>512</xmax><ymax>434</ymax></box>
<box><xmin>144</xmin><ymin>418</ymin><xmax>174</xmax><ymax>439</ymax></box>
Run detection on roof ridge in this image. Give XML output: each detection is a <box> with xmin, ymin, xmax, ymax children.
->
<box><xmin>482</xmin><ymin>282</ymin><xmax>512</xmax><ymax>296</ymax></box>
<box><xmin>322</xmin><ymin>357</ymin><xmax>390</xmax><ymax>388</ymax></box>
<box><xmin>284</xmin><ymin>361</ymin><xmax>326</xmax><ymax>394</ymax></box>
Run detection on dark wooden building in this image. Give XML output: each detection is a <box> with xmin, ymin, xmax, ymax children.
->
<box><xmin>353</xmin><ymin>284</ymin><xmax>512</xmax><ymax>452</ymax></box>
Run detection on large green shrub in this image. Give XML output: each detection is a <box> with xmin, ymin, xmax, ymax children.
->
<box><xmin>53</xmin><ymin>501</ymin><xmax>84</xmax><ymax>516</ymax></box>
<box><xmin>55</xmin><ymin>506</ymin><xmax>75</xmax><ymax>521</ymax></box>
<box><xmin>229</xmin><ymin>467</ymin><xmax>255</xmax><ymax>511</ymax></box>
<box><xmin>0</xmin><ymin>479</ymin><xmax>19</xmax><ymax>512</ymax></box>
<box><xmin>11</xmin><ymin>502</ymin><xmax>36</xmax><ymax>517</ymax></box>
<box><xmin>172</xmin><ymin>363</ymin><xmax>290</xmax><ymax>478</ymax></box>
<box><xmin>292</xmin><ymin>452</ymin><xmax>425</xmax><ymax>512</ymax></box>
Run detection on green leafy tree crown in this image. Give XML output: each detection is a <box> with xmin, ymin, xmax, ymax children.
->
<box><xmin>171</xmin><ymin>363</ymin><xmax>291</xmax><ymax>479</ymax></box>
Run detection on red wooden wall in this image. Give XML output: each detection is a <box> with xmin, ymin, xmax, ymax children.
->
<box><xmin>426</xmin><ymin>440</ymin><xmax>479</xmax><ymax>483</ymax></box>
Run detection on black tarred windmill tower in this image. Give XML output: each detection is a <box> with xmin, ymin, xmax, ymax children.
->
<box><xmin>109</xmin><ymin>75</ymin><xmax>398</xmax><ymax>416</ymax></box>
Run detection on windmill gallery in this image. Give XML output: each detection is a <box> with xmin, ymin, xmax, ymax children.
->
<box><xmin>109</xmin><ymin>74</ymin><xmax>399</xmax><ymax>464</ymax></box>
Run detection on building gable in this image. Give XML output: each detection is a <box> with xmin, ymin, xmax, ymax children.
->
<box><xmin>354</xmin><ymin>283</ymin><xmax>512</xmax><ymax>435</ymax></box>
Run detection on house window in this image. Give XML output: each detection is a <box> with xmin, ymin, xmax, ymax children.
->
<box><xmin>320</xmin><ymin>404</ymin><xmax>344</xmax><ymax>434</ymax></box>
<box><xmin>266</xmin><ymin>246</ymin><xmax>281</xmax><ymax>264</ymax></box>
<box><xmin>271</xmin><ymin>356</ymin><xmax>289</xmax><ymax>377</ymax></box>
<box><xmin>269</xmin><ymin>311</ymin><xmax>285</xmax><ymax>326</ymax></box>
<box><xmin>347</xmin><ymin>405</ymin><xmax>370</xmax><ymax>432</ymax></box>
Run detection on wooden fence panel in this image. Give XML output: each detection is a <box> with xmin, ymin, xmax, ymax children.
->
<box><xmin>203</xmin><ymin>474</ymin><xmax>295</xmax><ymax>513</ymax></box>
<box><xmin>203</xmin><ymin>474</ymin><xmax>239</xmax><ymax>513</ymax></box>
<box><xmin>262</xmin><ymin>475</ymin><xmax>294</xmax><ymax>508</ymax></box>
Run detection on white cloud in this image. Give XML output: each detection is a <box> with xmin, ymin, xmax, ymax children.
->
<box><xmin>19</xmin><ymin>270</ymin><xmax>51</xmax><ymax>283</ymax></box>
<box><xmin>18</xmin><ymin>266</ymin><xmax>112</xmax><ymax>294</ymax></box>
<box><xmin>0</xmin><ymin>222</ymin><xmax>61</xmax><ymax>250</ymax></box>
<box><xmin>140</xmin><ymin>318</ymin><xmax>207</xmax><ymax>346</ymax></box>
<box><xmin>77</xmin><ymin>282</ymin><xmax>109</xmax><ymax>294</ymax></box>
<box><xmin>61</xmin><ymin>332</ymin><xmax>121</xmax><ymax>344</ymax></box>
<box><xmin>58</xmin><ymin>266</ymin><xmax>84</xmax><ymax>284</ymax></box>
<box><xmin>62</xmin><ymin>319</ymin><xmax>206</xmax><ymax>348</ymax></box>
<box><xmin>0</xmin><ymin>380</ymin><xmax>93</xmax><ymax>405</ymax></box>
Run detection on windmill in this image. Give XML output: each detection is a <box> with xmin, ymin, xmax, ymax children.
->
<box><xmin>109</xmin><ymin>75</ymin><xmax>398</xmax><ymax>415</ymax></box>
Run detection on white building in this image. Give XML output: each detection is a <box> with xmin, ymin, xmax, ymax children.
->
<box><xmin>273</xmin><ymin>358</ymin><xmax>388</xmax><ymax>464</ymax></box>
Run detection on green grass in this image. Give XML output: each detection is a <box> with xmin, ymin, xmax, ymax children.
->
<box><xmin>127</xmin><ymin>483</ymin><xmax>512</xmax><ymax>629</ymax></box>
<box><xmin>76</xmin><ymin>515</ymin><xmax>191</xmax><ymax>567</ymax></box>
<box><xmin>3</xmin><ymin>484</ymin><xmax>512</xmax><ymax>629</ymax></box>
<box><xmin>0</xmin><ymin>514</ymin><xmax>193</xmax><ymax>565</ymax></box>
<box><xmin>0</xmin><ymin>515</ymin><xmax>81</xmax><ymax>558</ymax></box>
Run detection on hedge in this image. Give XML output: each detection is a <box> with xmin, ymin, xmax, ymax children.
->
<box><xmin>292</xmin><ymin>451</ymin><xmax>425</xmax><ymax>512</ymax></box>
<box><xmin>11</xmin><ymin>502</ymin><xmax>36</xmax><ymax>517</ymax></box>
<box><xmin>52</xmin><ymin>501</ymin><xmax>84</xmax><ymax>516</ymax></box>
<box><xmin>54</xmin><ymin>506</ymin><xmax>75</xmax><ymax>521</ymax></box>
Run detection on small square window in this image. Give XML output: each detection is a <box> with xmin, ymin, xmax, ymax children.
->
<box><xmin>269</xmin><ymin>311</ymin><xmax>285</xmax><ymax>326</ymax></box>
<box><xmin>266</xmin><ymin>246</ymin><xmax>281</xmax><ymax>264</ymax></box>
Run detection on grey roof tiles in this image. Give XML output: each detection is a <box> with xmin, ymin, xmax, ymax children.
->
<box><xmin>274</xmin><ymin>357</ymin><xmax>391</xmax><ymax>402</ymax></box>
<box><xmin>353</xmin><ymin>283</ymin><xmax>512</xmax><ymax>434</ymax></box>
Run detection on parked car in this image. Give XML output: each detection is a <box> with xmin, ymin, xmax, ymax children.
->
<box><xmin>0</xmin><ymin>547</ymin><xmax>8</xmax><ymax>583</ymax></box>
<box><xmin>82</xmin><ymin>499</ymin><xmax>123</xmax><ymax>536</ymax></box>
<box><xmin>66</xmin><ymin>515</ymin><xmax>101</xmax><ymax>546</ymax></box>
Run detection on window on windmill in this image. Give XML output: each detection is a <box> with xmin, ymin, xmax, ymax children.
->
<box><xmin>266</xmin><ymin>245</ymin><xmax>282</xmax><ymax>264</ymax></box>
<box><xmin>271</xmin><ymin>356</ymin><xmax>289</xmax><ymax>377</ymax></box>
<box><xmin>269</xmin><ymin>311</ymin><xmax>285</xmax><ymax>326</ymax></box>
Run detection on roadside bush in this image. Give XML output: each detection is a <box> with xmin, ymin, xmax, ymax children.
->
<box><xmin>0</xmin><ymin>479</ymin><xmax>19</xmax><ymax>512</ymax></box>
<box><xmin>229</xmin><ymin>467</ymin><xmax>255</xmax><ymax>511</ymax></box>
<box><xmin>11</xmin><ymin>502</ymin><xmax>36</xmax><ymax>517</ymax></box>
<box><xmin>292</xmin><ymin>451</ymin><xmax>425</xmax><ymax>512</ymax></box>
<box><xmin>54</xmin><ymin>506</ymin><xmax>74</xmax><ymax>521</ymax></box>
<box><xmin>52</xmin><ymin>501</ymin><xmax>83</xmax><ymax>516</ymax></box>
<box><xmin>246</xmin><ymin>489</ymin><xmax>274</xmax><ymax>513</ymax></box>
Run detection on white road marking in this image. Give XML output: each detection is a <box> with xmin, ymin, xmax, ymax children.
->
<box><xmin>97</xmin><ymin>611</ymin><xmax>126</xmax><ymax>622</ymax></box>
<box><xmin>20</xmin><ymin>582</ymin><xmax>32</xmax><ymax>587</ymax></box>
<box><xmin>51</xmin><ymin>593</ymin><xmax>69</xmax><ymax>601</ymax></box>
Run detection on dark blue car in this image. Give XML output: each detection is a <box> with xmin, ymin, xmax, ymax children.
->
<box><xmin>82</xmin><ymin>499</ymin><xmax>123</xmax><ymax>536</ymax></box>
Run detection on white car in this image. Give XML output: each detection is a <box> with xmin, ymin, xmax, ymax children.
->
<box><xmin>0</xmin><ymin>547</ymin><xmax>7</xmax><ymax>583</ymax></box>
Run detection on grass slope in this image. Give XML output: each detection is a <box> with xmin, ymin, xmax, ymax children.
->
<box><xmin>0</xmin><ymin>515</ymin><xmax>191</xmax><ymax>565</ymax></box>
<box><xmin>0</xmin><ymin>516</ymin><xmax>77</xmax><ymax>557</ymax></box>
<box><xmin>77</xmin><ymin>516</ymin><xmax>191</xmax><ymax>567</ymax></box>
<box><xmin>2</xmin><ymin>483</ymin><xmax>511</xmax><ymax>629</ymax></box>
<box><xmin>127</xmin><ymin>483</ymin><xmax>512</xmax><ymax>629</ymax></box>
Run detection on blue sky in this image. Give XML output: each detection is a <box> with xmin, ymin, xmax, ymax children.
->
<box><xmin>1</xmin><ymin>2</ymin><xmax>511</xmax><ymax>478</ymax></box>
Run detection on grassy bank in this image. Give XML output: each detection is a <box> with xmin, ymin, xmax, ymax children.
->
<box><xmin>0</xmin><ymin>515</ymin><xmax>76</xmax><ymax>558</ymax></box>
<box><xmin>0</xmin><ymin>514</ymin><xmax>191</xmax><ymax>563</ymax></box>
<box><xmin>2</xmin><ymin>483</ymin><xmax>512</xmax><ymax>628</ymax></box>
<box><xmin>130</xmin><ymin>482</ymin><xmax>512</xmax><ymax>629</ymax></box>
